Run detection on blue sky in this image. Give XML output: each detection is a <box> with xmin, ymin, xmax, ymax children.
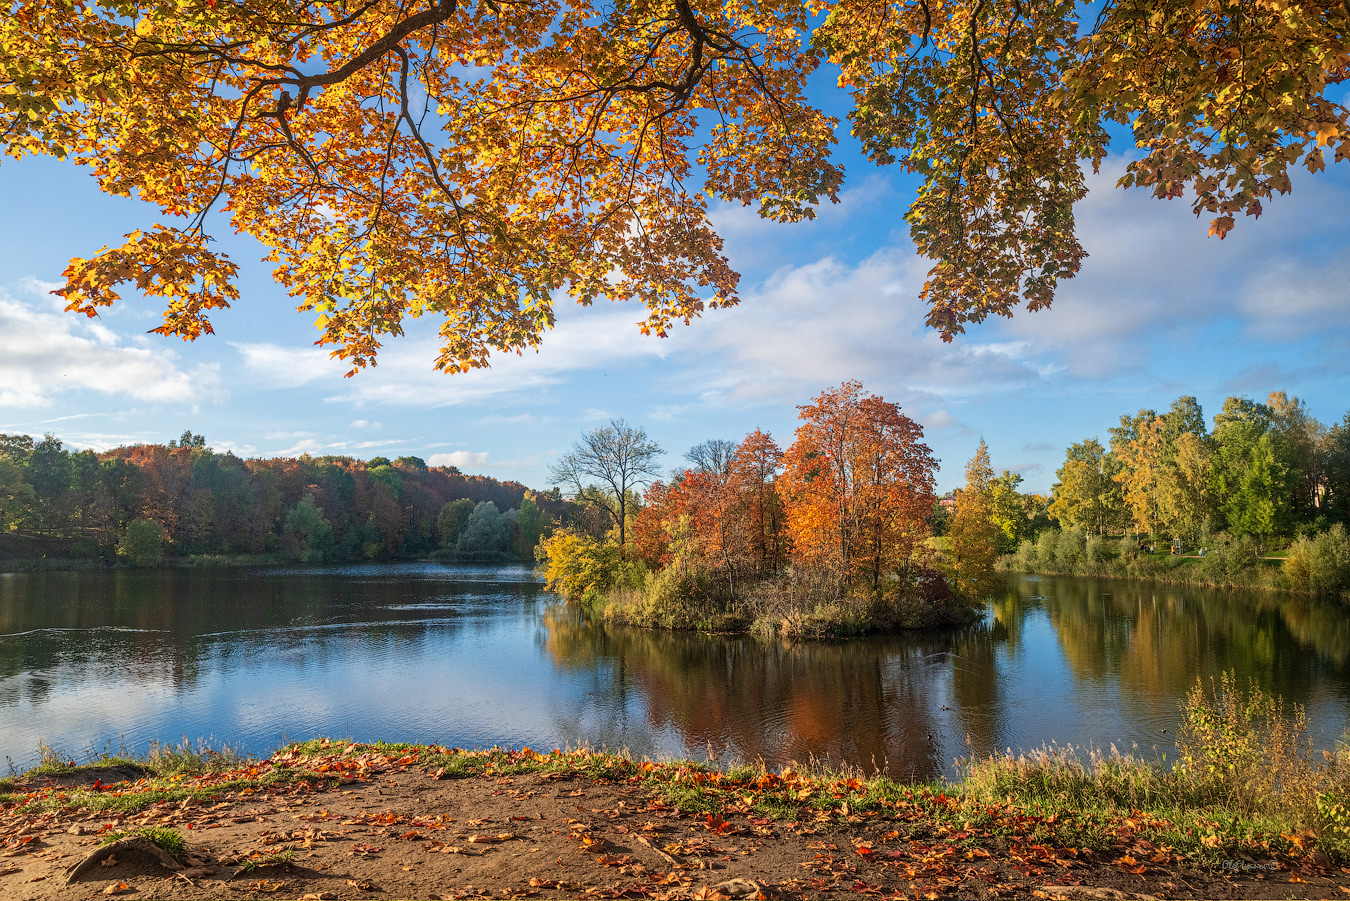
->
<box><xmin>3</xmin><ymin>103</ymin><xmax>1349</xmax><ymax>495</ymax></box>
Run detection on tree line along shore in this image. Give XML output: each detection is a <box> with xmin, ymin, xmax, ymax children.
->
<box><xmin>945</xmin><ymin>390</ymin><xmax>1350</xmax><ymax>598</ymax></box>
<box><xmin>0</xmin><ymin>430</ymin><xmax>571</xmax><ymax>570</ymax></box>
<box><xmin>3</xmin><ymin>386</ymin><xmax>1347</xmax><ymax>614</ymax></box>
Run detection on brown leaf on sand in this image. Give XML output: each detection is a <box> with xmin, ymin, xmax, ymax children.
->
<box><xmin>102</xmin><ymin>883</ymin><xmax>135</xmax><ymax>896</ymax></box>
<box><xmin>468</xmin><ymin>832</ymin><xmax>516</xmax><ymax>844</ymax></box>
<box><xmin>300</xmin><ymin>893</ymin><xmax>336</xmax><ymax>900</ymax></box>
<box><xmin>100</xmin><ymin>855</ymin><xmax>119</xmax><ymax>867</ymax></box>
<box><xmin>707</xmin><ymin>878</ymin><xmax>765</xmax><ymax>899</ymax></box>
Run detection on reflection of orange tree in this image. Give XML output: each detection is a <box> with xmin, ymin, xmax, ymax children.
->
<box><xmin>539</xmin><ymin>605</ymin><xmax>949</xmax><ymax>777</ymax></box>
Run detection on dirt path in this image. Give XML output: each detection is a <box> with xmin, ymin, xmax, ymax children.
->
<box><xmin>1</xmin><ymin>745</ymin><xmax>1345</xmax><ymax>900</ymax></box>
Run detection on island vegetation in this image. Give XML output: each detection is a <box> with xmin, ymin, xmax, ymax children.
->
<box><xmin>0</xmin><ymin>430</ymin><xmax>567</xmax><ymax>570</ymax></box>
<box><xmin>538</xmin><ymin>381</ymin><xmax>973</xmax><ymax>637</ymax></box>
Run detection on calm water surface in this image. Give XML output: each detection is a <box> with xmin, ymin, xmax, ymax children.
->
<box><xmin>2</xmin><ymin>563</ymin><xmax>1347</xmax><ymax>777</ymax></box>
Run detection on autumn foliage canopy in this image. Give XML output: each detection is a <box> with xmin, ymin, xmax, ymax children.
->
<box><xmin>3</xmin><ymin>0</ymin><xmax>1346</xmax><ymax>368</ymax></box>
<box><xmin>632</xmin><ymin>381</ymin><xmax>936</xmax><ymax>596</ymax></box>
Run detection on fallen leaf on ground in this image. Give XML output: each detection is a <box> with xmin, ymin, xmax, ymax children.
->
<box><xmin>708</xmin><ymin>877</ymin><xmax>763</xmax><ymax>898</ymax></box>
<box><xmin>0</xmin><ymin>867</ymin><xmax>21</xmax><ymax>877</ymax></box>
<box><xmin>100</xmin><ymin>854</ymin><xmax>119</xmax><ymax>867</ymax></box>
<box><xmin>469</xmin><ymin>832</ymin><xmax>515</xmax><ymax>843</ymax></box>
<box><xmin>348</xmin><ymin>879</ymin><xmax>376</xmax><ymax>889</ymax></box>
<box><xmin>102</xmin><ymin>883</ymin><xmax>135</xmax><ymax>896</ymax></box>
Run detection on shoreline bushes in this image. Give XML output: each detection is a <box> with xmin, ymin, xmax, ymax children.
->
<box><xmin>963</xmin><ymin>673</ymin><xmax>1350</xmax><ymax>859</ymax></box>
<box><xmin>1002</xmin><ymin>525</ymin><xmax>1350</xmax><ymax>598</ymax></box>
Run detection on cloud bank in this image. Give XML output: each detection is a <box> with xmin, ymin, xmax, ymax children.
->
<box><xmin>0</xmin><ymin>284</ymin><xmax>219</xmax><ymax>409</ymax></box>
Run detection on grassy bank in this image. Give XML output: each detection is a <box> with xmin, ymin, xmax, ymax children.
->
<box><xmin>999</xmin><ymin>525</ymin><xmax>1350</xmax><ymax>599</ymax></box>
<box><xmin>3</xmin><ymin>731</ymin><xmax>1348</xmax><ymax>900</ymax></box>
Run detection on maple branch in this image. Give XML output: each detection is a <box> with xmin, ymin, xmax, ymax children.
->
<box><xmin>188</xmin><ymin>79</ymin><xmax>273</xmax><ymax>233</ymax></box>
<box><xmin>286</xmin><ymin>0</ymin><xmax>461</xmax><ymax>110</ymax></box>
<box><xmin>393</xmin><ymin>43</ymin><xmax>467</xmax><ymax>225</ymax></box>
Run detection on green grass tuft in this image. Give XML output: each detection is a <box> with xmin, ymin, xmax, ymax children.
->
<box><xmin>101</xmin><ymin>826</ymin><xmax>189</xmax><ymax>862</ymax></box>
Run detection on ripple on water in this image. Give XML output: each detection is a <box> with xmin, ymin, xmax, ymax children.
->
<box><xmin>0</xmin><ymin>626</ymin><xmax>170</xmax><ymax>640</ymax></box>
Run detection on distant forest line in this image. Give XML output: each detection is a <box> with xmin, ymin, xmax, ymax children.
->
<box><xmin>0</xmin><ymin>431</ymin><xmax>571</xmax><ymax>566</ymax></box>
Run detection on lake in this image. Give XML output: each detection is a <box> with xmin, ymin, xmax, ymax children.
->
<box><xmin>2</xmin><ymin>563</ymin><xmax>1347</xmax><ymax>778</ymax></box>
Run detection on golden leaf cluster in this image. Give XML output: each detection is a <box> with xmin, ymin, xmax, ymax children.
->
<box><xmin>3</xmin><ymin>0</ymin><xmax>1346</xmax><ymax>364</ymax></box>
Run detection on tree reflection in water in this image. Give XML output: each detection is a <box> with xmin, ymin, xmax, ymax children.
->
<box><xmin>540</xmin><ymin>605</ymin><xmax>961</xmax><ymax>779</ymax></box>
<box><xmin>540</xmin><ymin>575</ymin><xmax>1350</xmax><ymax>776</ymax></box>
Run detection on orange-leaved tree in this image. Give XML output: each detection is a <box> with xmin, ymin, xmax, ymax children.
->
<box><xmin>780</xmin><ymin>381</ymin><xmax>936</xmax><ymax>588</ymax></box>
<box><xmin>4</xmin><ymin>0</ymin><xmax>839</xmax><ymax>373</ymax></box>
<box><xmin>732</xmin><ymin>428</ymin><xmax>787</xmax><ymax>577</ymax></box>
<box><xmin>631</xmin><ymin>428</ymin><xmax>787</xmax><ymax>598</ymax></box>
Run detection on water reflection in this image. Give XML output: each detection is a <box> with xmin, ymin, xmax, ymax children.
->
<box><xmin>1</xmin><ymin>566</ymin><xmax>1347</xmax><ymax>774</ymax></box>
<box><xmin>541</xmin><ymin>607</ymin><xmax>954</xmax><ymax>778</ymax></box>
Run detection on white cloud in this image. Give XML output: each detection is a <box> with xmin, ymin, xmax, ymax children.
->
<box><xmin>923</xmin><ymin>410</ymin><xmax>975</xmax><ymax>434</ymax></box>
<box><xmin>997</xmin><ymin>155</ymin><xmax>1350</xmax><ymax>376</ymax></box>
<box><xmin>428</xmin><ymin>450</ymin><xmax>489</xmax><ymax>469</ymax></box>
<box><xmin>1237</xmin><ymin>254</ymin><xmax>1350</xmax><ymax>341</ymax></box>
<box><xmin>0</xmin><ymin>287</ymin><xmax>219</xmax><ymax>409</ymax></box>
<box><xmin>664</xmin><ymin>247</ymin><xmax>1050</xmax><ymax>409</ymax></box>
<box><xmin>268</xmin><ymin>437</ymin><xmax>327</xmax><ymax>456</ymax></box>
<box><xmin>231</xmin><ymin>342</ymin><xmax>346</xmax><ymax>387</ymax></box>
<box><xmin>318</xmin><ymin>303</ymin><xmax>673</xmax><ymax>409</ymax></box>
<box><xmin>709</xmin><ymin>174</ymin><xmax>896</xmax><ymax>239</ymax></box>
<box><xmin>257</xmin><ymin>433</ymin><xmax>415</xmax><ymax>457</ymax></box>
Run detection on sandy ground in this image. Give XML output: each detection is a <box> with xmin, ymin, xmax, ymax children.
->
<box><xmin>2</xmin><ymin>745</ymin><xmax>1347</xmax><ymax>901</ymax></box>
